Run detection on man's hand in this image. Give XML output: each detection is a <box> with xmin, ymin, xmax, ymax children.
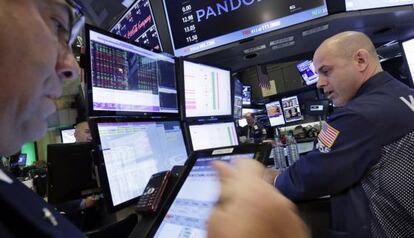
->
<box><xmin>207</xmin><ymin>159</ymin><xmax>309</xmax><ymax>238</ymax></box>
<box><xmin>263</xmin><ymin>167</ymin><xmax>281</xmax><ymax>185</ymax></box>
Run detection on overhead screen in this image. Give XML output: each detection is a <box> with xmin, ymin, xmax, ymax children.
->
<box><xmin>86</xmin><ymin>26</ymin><xmax>178</xmax><ymax>116</ymax></box>
<box><xmin>242</xmin><ymin>85</ymin><xmax>251</xmax><ymax>106</ymax></box>
<box><xmin>163</xmin><ymin>0</ymin><xmax>328</xmax><ymax>56</ymax></box>
<box><xmin>189</xmin><ymin>122</ymin><xmax>238</xmax><ymax>151</ymax></box>
<box><xmin>183</xmin><ymin>60</ymin><xmax>232</xmax><ymax>118</ymax></box>
<box><xmin>265</xmin><ymin>100</ymin><xmax>285</xmax><ymax>127</ymax></box>
<box><xmin>282</xmin><ymin>96</ymin><xmax>303</xmax><ymax>123</ymax></box>
<box><xmin>95</xmin><ymin>120</ymin><xmax>188</xmax><ymax>210</ymax></box>
<box><xmin>402</xmin><ymin>38</ymin><xmax>414</xmax><ymax>86</ymax></box>
<box><xmin>346</xmin><ymin>0</ymin><xmax>414</xmax><ymax>11</ymax></box>
<box><xmin>110</xmin><ymin>0</ymin><xmax>162</xmax><ymax>51</ymax></box>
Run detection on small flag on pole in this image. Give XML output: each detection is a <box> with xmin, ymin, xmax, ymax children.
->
<box><xmin>256</xmin><ymin>64</ymin><xmax>271</xmax><ymax>89</ymax></box>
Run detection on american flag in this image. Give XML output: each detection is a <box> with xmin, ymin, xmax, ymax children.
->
<box><xmin>318</xmin><ymin>122</ymin><xmax>340</xmax><ymax>148</ymax></box>
<box><xmin>256</xmin><ymin>64</ymin><xmax>271</xmax><ymax>89</ymax></box>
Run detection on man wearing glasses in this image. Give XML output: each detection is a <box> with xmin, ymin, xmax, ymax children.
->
<box><xmin>0</xmin><ymin>0</ymin><xmax>86</xmax><ymax>236</ymax></box>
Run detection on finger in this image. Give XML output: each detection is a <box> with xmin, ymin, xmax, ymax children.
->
<box><xmin>210</xmin><ymin>160</ymin><xmax>235</xmax><ymax>182</ymax></box>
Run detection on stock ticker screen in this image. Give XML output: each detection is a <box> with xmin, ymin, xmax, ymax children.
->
<box><xmin>110</xmin><ymin>0</ymin><xmax>162</xmax><ymax>51</ymax></box>
<box><xmin>163</xmin><ymin>0</ymin><xmax>328</xmax><ymax>56</ymax></box>
<box><xmin>87</xmin><ymin>29</ymin><xmax>178</xmax><ymax>114</ymax></box>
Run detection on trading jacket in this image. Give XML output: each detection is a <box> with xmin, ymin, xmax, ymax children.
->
<box><xmin>276</xmin><ymin>72</ymin><xmax>414</xmax><ymax>238</ymax></box>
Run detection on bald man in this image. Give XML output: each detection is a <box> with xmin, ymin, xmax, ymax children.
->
<box><xmin>264</xmin><ymin>32</ymin><xmax>414</xmax><ymax>237</ymax></box>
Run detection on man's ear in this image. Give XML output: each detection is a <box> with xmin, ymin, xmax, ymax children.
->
<box><xmin>353</xmin><ymin>49</ymin><xmax>369</xmax><ymax>72</ymax></box>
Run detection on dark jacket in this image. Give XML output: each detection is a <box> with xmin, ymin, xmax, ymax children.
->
<box><xmin>0</xmin><ymin>169</ymin><xmax>85</xmax><ymax>237</ymax></box>
<box><xmin>276</xmin><ymin>72</ymin><xmax>414</xmax><ymax>238</ymax></box>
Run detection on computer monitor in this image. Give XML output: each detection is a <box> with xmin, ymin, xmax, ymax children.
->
<box><xmin>346</xmin><ymin>0</ymin><xmax>414</xmax><ymax>11</ymax></box>
<box><xmin>242</xmin><ymin>85</ymin><xmax>252</xmax><ymax>106</ymax></box>
<box><xmin>305</xmin><ymin>99</ymin><xmax>330</xmax><ymax>116</ymax></box>
<box><xmin>110</xmin><ymin>0</ymin><xmax>163</xmax><ymax>51</ymax></box>
<box><xmin>84</xmin><ymin>24</ymin><xmax>178</xmax><ymax>117</ymax></box>
<box><xmin>89</xmin><ymin>118</ymin><xmax>188</xmax><ymax>212</ymax></box>
<box><xmin>265</xmin><ymin>100</ymin><xmax>286</xmax><ymax>127</ymax></box>
<box><xmin>237</xmin><ymin>118</ymin><xmax>248</xmax><ymax>127</ymax></box>
<box><xmin>281</xmin><ymin>96</ymin><xmax>303</xmax><ymax>123</ymax></box>
<box><xmin>10</xmin><ymin>153</ymin><xmax>27</xmax><ymax>168</ymax></box>
<box><xmin>296</xmin><ymin>60</ymin><xmax>319</xmax><ymax>86</ymax></box>
<box><xmin>60</xmin><ymin>128</ymin><xmax>76</xmax><ymax>143</ymax></box>
<box><xmin>162</xmin><ymin>0</ymin><xmax>328</xmax><ymax>56</ymax></box>
<box><xmin>402</xmin><ymin>38</ymin><xmax>414</xmax><ymax>87</ymax></box>
<box><xmin>188</xmin><ymin>121</ymin><xmax>238</xmax><ymax>151</ymax></box>
<box><xmin>182</xmin><ymin>60</ymin><xmax>232</xmax><ymax>119</ymax></box>
<box><xmin>47</xmin><ymin>142</ymin><xmax>97</xmax><ymax>205</ymax></box>
<box><xmin>234</xmin><ymin>78</ymin><xmax>243</xmax><ymax>119</ymax></box>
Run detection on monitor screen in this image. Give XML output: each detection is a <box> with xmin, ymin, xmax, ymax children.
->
<box><xmin>85</xmin><ymin>26</ymin><xmax>178</xmax><ymax>116</ymax></box>
<box><xmin>60</xmin><ymin>128</ymin><xmax>76</xmax><ymax>143</ymax></box>
<box><xmin>281</xmin><ymin>96</ymin><xmax>303</xmax><ymax>123</ymax></box>
<box><xmin>234</xmin><ymin>78</ymin><xmax>243</xmax><ymax>119</ymax></box>
<box><xmin>296</xmin><ymin>60</ymin><xmax>319</xmax><ymax>86</ymax></box>
<box><xmin>189</xmin><ymin>122</ymin><xmax>238</xmax><ymax>151</ymax></box>
<box><xmin>402</xmin><ymin>38</ymin><xmax>414</xmax><ymax>86</ymax></box>
<box><xmin>163</xmin><ymin>0</ymin><xmax>328</xmax><ymax>56</ymax></box>
<box><xmin>265</xmin><ymin>101</ymin><xmax>286</xmax><ymax>127</ymax></box>
<box><xmin>153</xmin><ymin>153</ymin><xmax>255</xmax><ymax>238</ymax></box>
<box><xmin>183</xmin><ymin>60</ymin><xmax>232</xmax><ymax>118</ymax></box>
<box><xmin>110</xmin><ymin>0</ymin><xmax>162</xmax><ymax>51</ymax></box>
<box><xmin>346</xmin><ymin>0</ymin><xmax>414</xmax><ymax>11</ymax></box>
<box><xmin>96</xmin><ymin>120</ymin><xmax>188</xmax><ymax>209</ymax></box>
<box><xmin>242</xmin><ymin>85</ymin><xmax>251</xmax><ymax>106</ymax></box>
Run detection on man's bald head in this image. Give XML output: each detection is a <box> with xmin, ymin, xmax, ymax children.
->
<box><xmin>317</xmin><ymin>31</ymin><xmax>378</xmax><ymax>60</ymax></box>
<box><xmin>313</xmin><ymin>31</ymin><xmax>383</xmax><ymax>107</ymax></box>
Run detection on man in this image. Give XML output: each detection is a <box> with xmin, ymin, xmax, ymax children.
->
<box><xmin>265</xmin><ymin>31</ymin><xmax>414</xmax><ymax>237</ymax></box>
<box><xmin>57</xmin><ymin>121</ymin><xmax>96</xmax><ymax>214</ymax></box>
<box><xmin>74</xmin><ymin>121</ymin><xmax>92</xmax><ymax>143</ymax></box>
<box><xmin>240</xmin><ymin>112</ymin><xmax>267</xmax><ymax>143</ymax></box>
<box><xmin>0</xmin><ymin>0</ymin><xmax>86</xmax><ymax>236</ymax></box>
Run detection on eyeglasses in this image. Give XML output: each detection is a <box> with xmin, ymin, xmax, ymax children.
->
<box><xmin>65</xmin><ymin>0</ymin><xmax>85</xmax><ymax>45</ymax></box>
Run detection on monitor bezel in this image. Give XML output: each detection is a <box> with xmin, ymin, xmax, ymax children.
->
<box><xmin>177</xmin><ymin>57</ymin><xmax>234</xmax><ymax>121</ymax></box>
<box><xmin>401</xmin><ymin>37</ymin><xmax>414</xmax><ymax>88</ymax></box>
<box><xmin>109</xmin><ymin>0</ymin><xmax>163</xmax><ymax>52</ymax></box>
<box><xmin>143</xmin><ymin>143</ymin><xmax>272</xmax><ymax>237</ymax></box>
<box><xmin>88</xmin><ymin>116</ymin><xmax>190</xmax><ymax>213</ymax></box>
<box><xmin>184</xmin><ymin>120</ymin><xmax>239</xmax><ymax>152</ymax></box>
<box><xmin>84</xmin><ymin>24</ymin><xmax>179</xmax><ymax>118</ymax></box>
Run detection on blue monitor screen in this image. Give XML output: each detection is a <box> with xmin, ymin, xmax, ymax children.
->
<box><xmin>110</xmin><ymin>0</ymin><xmax>162</xmax><ymax>51</ymax></box>
<box><xmin>97</xmin><ymin>120</ymin><xmax>188</xmax><ymax>207</ymax></box>
<box><xmin>296</xmin><ymin>60</ymin><xmax>319</xmax><ymax>86</ymax></box>
<box><xmin>86</xmin><ymin>27</ymin><xmax>178</xmax><ymax>115</ymax></box>
<box><xmin>163</xmin><ymin>0</ymin><xmax>328</xmax><ymax>56</ymax></box>
<box><xmin>242</xmin><ymin>85</ymin><xmax>251</xmax><ymax>106</ymax></box>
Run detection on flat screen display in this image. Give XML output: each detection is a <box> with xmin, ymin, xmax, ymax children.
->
<box><xmin>234</xmin><ymin>78</ymin><xmax>243</xmax><ymax>119</ymax></box>
<box><xmin>154</xmin><ymin>153</ymin><xmax>255</xmax><ymax>238</ymax></box>
<box><xmin>96</xmin><ymin>121</ymin><xmax>187</xmax><ymax>208</ymax></box>
<box><xmin>296</xmin><ymin>60</ymin><xmax>319</xmax><ymax>86</ymax></box>
<box><xmin>110</xmin><ymin>0</ymin><xmax>162</xmax><ymax>51</ymax></box>
<box><xmin>346</xmin><ymin>0</ymin><xmax>414</xmax><ymax>11</ymax></box>
<box><xmin>60</xmin><ymin>128</ymin><xmax>76</xmax><ymax>143</ymax></box>
<box><xmin>189</xmin><ymin>122</ymin><xmax>238</xmax><ymax>151</ymax></box>
<box><xmin>183</xmin><ymin>60</ymin><xmax>232</xmax><ymax>118</ymax></box>
<box><xmin>281</xmin><ymin>96</ymin><xmax>303</xmax><ymax>123</ymax></box>
<box><xmin>86</xmin><ymin>26</ymin><xmax>178</xmax><ymax>116</ymax></box>
<box><xmin>163</xmin><ymin>0</ymin><xmax>328</xmax><ymax>56</ymax></box>
<box><xmin>402</xmin><ymin>38</ymin><xmax>414</xmax><ymax>86</ymax></box>
<box><xmin>265</xmin><ymin>101</ymin><xmax>286</xmax><ymax>127</ymax></box>
<box><xmin>237</xmin><ymin>118</ymin><xmax>248</xmax><ymax>127</ymax></box>
<box><xmin>242</xmin><ymin>85</ymin><xmax>251</xmax><ymax>106</ymax></box>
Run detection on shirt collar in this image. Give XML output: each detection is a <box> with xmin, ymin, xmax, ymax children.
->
<box><xmin>354</xmin><ymin>71</ymin><xmax>393</xmax><ymax>98</ymax></box>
